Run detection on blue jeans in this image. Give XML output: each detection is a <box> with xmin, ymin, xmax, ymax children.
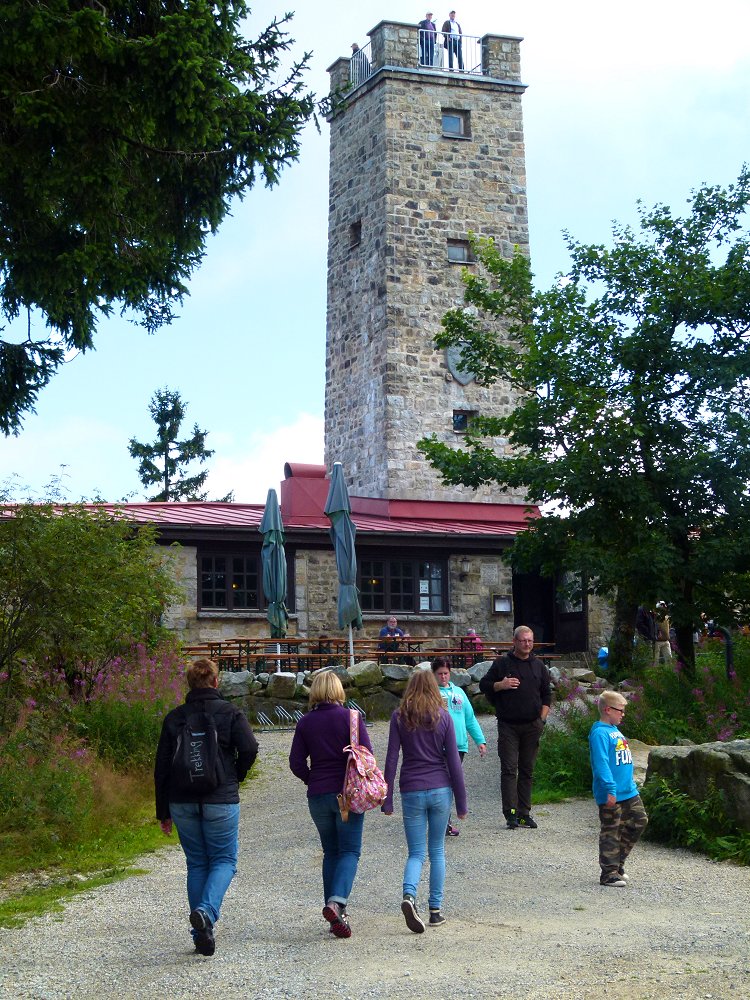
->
<box><xmin>401</xmin><ymin>786</ymin><xmax>452</xmax><ymax>910</ymax></box>
<box><xmin>307</xmin><ymin>793</ymin><xmax>364</xmax><ymax>907</ymax></box>
<box><xmin>170</xmin><ymin>802</ymin><xmax>240</xmax><ymax>934</ymax></box>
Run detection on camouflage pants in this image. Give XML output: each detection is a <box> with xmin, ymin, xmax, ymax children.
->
<box><xmin>598</xmin><ymin>794</ymin><xmax>648</xmax><ymax>876</ymax></box>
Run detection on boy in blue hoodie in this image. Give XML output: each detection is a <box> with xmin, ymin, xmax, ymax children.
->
<box><xmin>588</xmin><ymin>690</ymin><xmax>648</xmax><ymax>887</ymax></box>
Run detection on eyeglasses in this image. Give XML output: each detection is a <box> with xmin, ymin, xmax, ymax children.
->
<box><xmin>608</xmin><ymin>706</ymin><xmax>626</xmax><ymax>715</ymax></box>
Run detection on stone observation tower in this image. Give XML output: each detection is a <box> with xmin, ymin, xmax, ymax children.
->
<box><xmin>324</xmin><ymin>20</ymin><xmax>529</xmax><ymax>502</ymax></box>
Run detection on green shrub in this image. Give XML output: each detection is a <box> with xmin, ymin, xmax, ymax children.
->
<box><xmin>533</xmin><ymin>702</ymin><xmax>597</xmax><ymax>802</ymax></box>
<box><xmin>641</xmin><ymin>776</ymin><xmax>750</xmax><ymax>865</ymax></box>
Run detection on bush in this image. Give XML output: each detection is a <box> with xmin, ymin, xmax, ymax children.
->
<box><xmin>533</xmin><ymin>699</ymin><xmax>597</xmax><ymax>802</ymax></box>
<box><xmin>641</xmin><ymin>776</ymin><xmax>750</xmax><ymax>865</ymax></box>
<box><xmin>70</xmin><ymin>642</ymin><xmax>185</xmax><ymax>769</ymax></box>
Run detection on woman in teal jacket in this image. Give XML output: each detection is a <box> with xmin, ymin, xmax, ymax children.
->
<box><xmin>432</xmin><ymin>657</ymin><xmax>486</xmax><ymax>835</ymax></box>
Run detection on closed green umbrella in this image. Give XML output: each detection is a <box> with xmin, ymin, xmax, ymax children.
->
<box><xmin>324</xmin><ymin>462</ymin><xmax>363</xmax><ymax>669</ymax></box>
<box><xmin>259</xmin><ymin>488</ymin><xmax>289</xmax><ymax>642</ymax></box>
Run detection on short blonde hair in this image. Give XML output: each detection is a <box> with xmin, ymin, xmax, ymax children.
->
<box><xmin>309</xmin><ymin>669</ymin><xmax>346</xmax><ymax>706</ymax></box>
<box><xmin>187</xmin><ymin>657</ymin><xmax>219</xmax><ymax>690</ymax></box>
<box><xmin>598</xmin><ymin>690</ymin><xmax>627</xmax><ymax>713</ymax></box>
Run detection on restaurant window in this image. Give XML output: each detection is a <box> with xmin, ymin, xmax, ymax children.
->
<box><xmin>360</xmin><ymin>557</ymin><xmax>447</xmax><ymax>614</ymax></box>
<box><xmin>199</xmin><ymin>551</ymin><xmax>294</xmax><ymax>612</ymax></box>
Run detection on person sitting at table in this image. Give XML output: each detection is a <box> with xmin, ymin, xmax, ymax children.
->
<box><xmin>378</xmin><ymin>616</ymin><xmax>414</xmax><ymax>665</ymax></box>
<box><xmin>464</xmin><ymin>628</ymin><xmax>484</xmax><ymax>664</ymax></box>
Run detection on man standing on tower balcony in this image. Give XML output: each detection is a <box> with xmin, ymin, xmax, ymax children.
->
<box><xmin>441</xmin><ymin>10</ymin><xmax>463</xmax><ymax>71</ymax></box>
<box><xmin>418</xmin><ymin>12</ymin><xmax>437</xmax><ymax>66</ymax></box>
<box><xmin>479</xmin><ymin>626</ymin><xmax>551</xmax><ymax>830</ymax></box>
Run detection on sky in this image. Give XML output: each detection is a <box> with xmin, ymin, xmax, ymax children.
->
<box><xmin>2</xmin><ymin>0</ymin><xmax>749</xmax><ymax>503</ymax></box>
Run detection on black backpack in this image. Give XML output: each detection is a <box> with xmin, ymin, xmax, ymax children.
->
<box><xmin>171</xmin><ymin>709</ymin><xmax>223</xmax><ymax>795</ymax></box>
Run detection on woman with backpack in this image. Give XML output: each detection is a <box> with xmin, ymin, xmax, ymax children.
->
<box><xmin>289</xmin><ymin>670</ymin><xmax>374</xmax><ymax>939</ymax></box>
<box><xmin>382</xmin><ymin>668</ymin><xmax>467</xmax><ymax>932</ymax></box>
<box><xmin>154</xmin><ymin>657</ymin><xmax>258</xmax><ymax>956</ymax></box>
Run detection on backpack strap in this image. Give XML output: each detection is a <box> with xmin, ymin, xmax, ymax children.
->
<box><xmin>349</xmin><ymin>708</ymin><xmax>359</xmax><ymax>749</ymax></box>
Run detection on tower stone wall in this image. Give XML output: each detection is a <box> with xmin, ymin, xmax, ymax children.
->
<box><xmin>325</xmin><ymin>22</ymin><xmax>529</xmax><ymax>501</ymax></box>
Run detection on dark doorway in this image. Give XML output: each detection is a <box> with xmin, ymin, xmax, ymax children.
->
<box><xmin>512</xmin><ymin>572</ymin><xmax>554</xmax><ymax>643</ymax></box>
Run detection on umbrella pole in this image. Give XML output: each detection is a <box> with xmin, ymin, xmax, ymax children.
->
<box><xmin>275</xmin><ymin>641</ymin><xmax>281</xmax><ymax>673</ymax></box>
<box><xmin>348</xmin><ymin>624</ymin><xmax>355</xmax><ymax>671</ymax></box>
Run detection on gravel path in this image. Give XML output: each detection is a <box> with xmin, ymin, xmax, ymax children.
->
<box><xmin>2</xmin><ymin>718</ymin><xmax>749</xmax><ymax>1000</ymax></box>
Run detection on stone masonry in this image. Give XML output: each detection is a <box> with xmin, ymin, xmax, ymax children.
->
<box><xmin>325</xmin><ymin>21</ymin><xmax>529</xmax><ymax>503</ymax></box>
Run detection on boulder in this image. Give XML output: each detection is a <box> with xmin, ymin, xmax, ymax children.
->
<box><xmin>319</xmin><ymin>665</ymin><xmax>353</xmax><ymax>687</ymax></box>
<box><xmin>266</xmin><ymin>671</ymin><xmax>298</xmax><ymax>700</ymax></box>
<box><xmin>449</xmin><ymin>668</ymin><xmax>472</xmax><ymax>689</ymax></box>
<box><xmin>256</xmin><ymin>672</ymin><xmax>270</xmax><ymax>687</ymax></box>
<box><xmin>219</xmin><ymin>669</ymin><xmax>253</xmax><ymax>698</ymax></box>
<box><xmin>645</xmin><ymin>739</ymin><xmax>750</xmax><ymax>831</ymax></box>
<box><xmin>355</xmin><ymin>687</ymin><xmax>401</xmax><ymax>719</ymax></box>
<box><xmin>381</xmin><ymin>664</ymin><xmax>412</xmax><ymax>681</ymax></box>
<box><xmin>470</xmin><ymin>693</ymin><xmax>494</xmax><ymax>716</ymax></box>
<box><xmin>348</xmin><ymin>660</ymin><xmax>384</xmax><ymax>688</ymax></box>
<box><xmin>563</xmin><ymin>666</ymin><xmax>597</xmax><ymax>684</ymax></box>
<box><xmin>469</xmin><ymin>661</ymin><xmax>493</xmax><ymax>682</ymax></box>
<box><xmin>383</xmin><ymin>679</ymin><xmax>409</xmax><ymax>696</ymax></box>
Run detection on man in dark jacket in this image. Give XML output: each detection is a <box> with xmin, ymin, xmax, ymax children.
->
<box><xmin>479</xmin><ymin>626</ymin><xmax>551</xmax><ymax>829</ymax></box>
<box><xmin>155</xmin><ymin>657</ymin><xmax>258</xmax><ymax>956</ymax></box>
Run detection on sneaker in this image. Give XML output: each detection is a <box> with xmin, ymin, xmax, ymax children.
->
<box><xmin>322</xmin><ymin>901</ymin><xmax>352</xmax><ymax>938</ymax></box>
<box><xmin>600</xmin><ymin>873</ymin><xmax>627</xmax><ymax>888</ymax></box>
<box><xmin>401</xmin><ymin>894</ymin><xmax>425</xmax><ymax>934</ymax></box>
<box><xmin>517</xmin><ymin>813</ymin><xmax>538</xmax><ymax>829</ymax></box>
<box><xmin>618</xmin><ymin>869</ymin><xmax>629</xmax><ymax>882</ymax></box>
<box><xmin>445</xmin><ymin>824</ymin><xmax>460</xmax><ymax>837</ymax></box>
<box><xmin>429</xmin><ymin>910</ymin><xmax>447</xmax><ymax>927</ymax></box>
<box><xmin>506</xmin><ymin>809</ymin><xmax>519</xmax><ymax>830</ymax></box>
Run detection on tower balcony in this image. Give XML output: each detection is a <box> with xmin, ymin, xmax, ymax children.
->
<box><xmin>329</xmin><ymin>20</ymin><xmax>523</xmax><ymax>104</ymax></box>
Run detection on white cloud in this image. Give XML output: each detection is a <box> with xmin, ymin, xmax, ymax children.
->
<box><xmin>207</xmin><ymin>413</ymin><xmax>325</xmax><ymax>502</ymax></box>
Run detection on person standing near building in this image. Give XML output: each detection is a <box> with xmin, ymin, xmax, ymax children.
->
<box><xmin>589</xmin><ymin>691</ymin><xmax>648</xmax><ymax>887</ymax></box>
<box><xmin>441</xmin><ymin>10</ymin><xmax>463</xmax><ymax>70</ymax></box>
<box><xmin>418</xmin><ymin>12</ymin><xmax>437</xmax><ymax>66</ymax></box>
<box><xmin>654</xmin><ymin>602</ymin><xmax>672</xmax><ymax>663</ymax></box>
<box><xmin>432</xmin><ymin>657</ymin><xmax>486</xmax><ymax>836</ymax></box>
<box><xmin>479</xmin><ymin>626</ymin><xmax>551</xmax><ymax>829</ymax></box>
<box><xmin>155</xmin><ymin>658</ymin><xmax>258</xmax><ymax>956</ymax></box>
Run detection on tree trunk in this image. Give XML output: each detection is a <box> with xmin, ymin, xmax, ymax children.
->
<box><xmin>609</xmin><ymin>587</ymin><xmax>636</xmax><ymax>678</ymax></box>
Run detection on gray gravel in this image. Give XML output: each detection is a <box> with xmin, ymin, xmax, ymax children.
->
<box><xmin>2</xmin><ymin>718</ymin><xmax>749</xmax><ymax>1000</ymax></box>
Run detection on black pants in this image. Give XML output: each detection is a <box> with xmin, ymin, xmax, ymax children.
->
<box><xmin>497</xmin><ymin>718</ymin><xmax>544</xmax><ymax>815</ymax></box>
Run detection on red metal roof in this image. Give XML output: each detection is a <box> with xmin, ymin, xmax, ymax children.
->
<box><xmin>4</xmin><ymin>469</ymin><xmax>537</xmax><ymax>539</ymax></box>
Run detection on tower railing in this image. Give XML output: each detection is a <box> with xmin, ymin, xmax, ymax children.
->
<box><xmin>350</xmin><ymin>41</ymin><xmax>373</xmax><ymax>89</ymax></box>
<box><xmin>418</xmin><ymin>30</ymin><xmax>483</xmax><ymax>75</ymax></box>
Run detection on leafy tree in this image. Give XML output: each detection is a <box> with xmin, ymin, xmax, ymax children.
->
<box><xmin>0</xmin><ymin>2</ymin><xmax>315</xmax><ymax>434</ymax></box>
<box><xmin>129</xmin><ymin>388</ymin><xmax>229</xmax><ymax>501</ymax></box>
<box><xmin>418</xmin><ymin>169</ymin><xmax>750</xmax><ymax>677</ymax></box>
<box><xmin>0</xmin><ymin>501</ymin><xmax>178</xmax><ymax>719</ymax></box>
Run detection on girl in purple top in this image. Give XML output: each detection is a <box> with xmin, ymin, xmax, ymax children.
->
<box><xmin>289</xmin><ymin>670</ymin><xmax>372</xmax><ymax>939</ymax></box>
<box><xmin>382</xmin><ymin>669</ymin><xmax>467</xmax><ymax>932</ymax></box>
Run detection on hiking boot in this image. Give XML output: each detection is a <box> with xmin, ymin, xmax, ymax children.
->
<box><xmin>517</xmin><ymin>813</ymin><xmax>538</xmax><ymax>829</ymax></box>
<box><xmin>401</xmin><ymin>894</ymin><xmax>425</xmax><ymax>934</ymax></box>
<box><xmin>193</xmin><ymin>930</ymin><xmax>215</xmax><ymax>956</ymax></box>
<box><xmin>190</xmin><ymin>908</ymin><xmax>212</xmax><ymax>932</ymax></box>
<box><xmin>600</xmin><ymin>873</ymin><xmax>627</xmax><ymax>888</ymax></box>
<box><xmin>445</xmin><ymin>824</ymin><xmax>460</xmax><ymax>837</ymax></box>
<box><xmin>322</xmin><ymin>901</ymin><xmax>352</xmax><ymax>938</ymax></box>
<box><xmin>506</xmin><ymin>809</ymin><xmax>519</xmax><ymax>830</ymax></box>
<box><xmin>429</xmin><ymin>909</ymin><xmax>447</xmax><ymax>927</ymax></box>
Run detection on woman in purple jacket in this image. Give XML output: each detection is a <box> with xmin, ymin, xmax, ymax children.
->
<box><xmin>289</xmin><ymin>670</ymin><xmax>373</xmax><ymax>939</ymax></box>
<box><xmin>382</xmin><ymin>668</ymin><xmax>467</xmax><ymax>932</ymax></box>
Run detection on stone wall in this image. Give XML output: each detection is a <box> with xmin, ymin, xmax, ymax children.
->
<box><xmin>325</xmin><ymin>21</ymin><xmax>529</xmax><ymax>503</ymax></box>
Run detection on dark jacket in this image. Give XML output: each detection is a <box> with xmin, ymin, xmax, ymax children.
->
<box><xmin>154</xmin><ymin>687</ymin><xmax>258</xmax><ymax>821</ymax></box>
<box><xmin>479</xmin><ymin>652</ymin><xmax>551</xmax><ymax>724</ymax></box>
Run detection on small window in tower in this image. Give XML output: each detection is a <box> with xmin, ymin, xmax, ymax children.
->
<box><xmin>447</xmin><ymin>239</ymin><xmax>474</xmax><ymax>264</ymax></box>
<box><xmin>453</xmin><ymin>409</ymin><xmax>477</xmax><ymax>434</ymax></box>
<box><xmin>349</xmin><ymin>220</ymin><xmax>362</xmax><ymax>248</ymax></box>
<box><xmin>442</xmin><ymin>109</ymin><xmax>470</xmax><ymax>138</ymax></box>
